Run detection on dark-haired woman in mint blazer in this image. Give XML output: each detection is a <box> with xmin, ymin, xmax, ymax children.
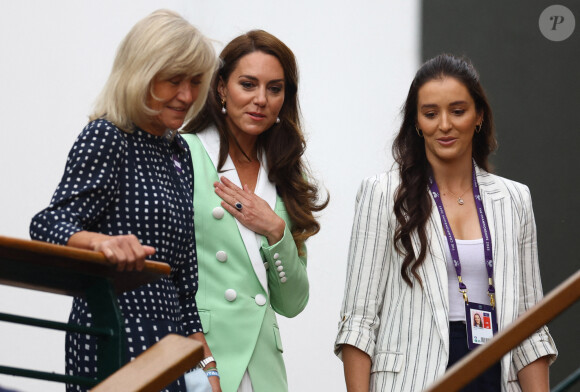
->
<box><xmin>182</xmin><ymin>30</ymin><xmax>327</xmax><ymax>392</ymax></box>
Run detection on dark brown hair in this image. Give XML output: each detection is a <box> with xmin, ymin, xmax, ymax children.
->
<box><xmin>184</xmin><ymin>30</ymin><xmax>328</xmax><ymax>252</ymax></box>
<box><xmin>392</xmin><ymin>53</ymin><xmax>497</xmax><ymax>286</ymax></box>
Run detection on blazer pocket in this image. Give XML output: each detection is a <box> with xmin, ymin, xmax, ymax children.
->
<box><xmin>273</xmin><ymin>325</ymin><xmax>284</xmax><ymax>353</ymax></box>
<box><xmin>371</xmin><ymin>351</ymin><xmax>405</xmax><ymax>374</ymax></box>
<box><xmin>199</xmin><ymin>310</ymin><xmax>211</xmax><ymax>334</ymax></box>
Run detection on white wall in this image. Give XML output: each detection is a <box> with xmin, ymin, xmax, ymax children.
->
<box><xmin>0</xmin><ymin>1</ymin><xmax>419</xmax><ymax>391</ymax></box>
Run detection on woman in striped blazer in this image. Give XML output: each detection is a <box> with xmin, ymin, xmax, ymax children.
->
<box><xmin>335</xmin><ymin>54</ymin><xmax>557</xmax><ymax>391</ymax></box>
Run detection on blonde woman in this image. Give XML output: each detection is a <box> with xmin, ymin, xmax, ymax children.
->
<box><xmin>30</xmin><ymin>10</ymin><xmax>218</xmax><ymax>392</ymax></box>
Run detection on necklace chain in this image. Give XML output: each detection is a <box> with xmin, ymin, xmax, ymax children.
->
<box><xmin>442</xmin><ymin>185</ymin><xmax>472</xmax><ymax>205</ymax></box>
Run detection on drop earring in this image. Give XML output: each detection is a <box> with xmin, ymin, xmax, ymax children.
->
<box><xmin>415</xmin><ymin>126</ymin><xmax>423</xmax><ymax>137</ymax></box>
<box><xmin>276</xmin><ymin>117</ymin><xmax>280</xmax><ymax>124</ymax></box>
<box><xmin>221</xmin><ymin>98</ymin><xmax>227</xmax><ymax>115</ymax></box>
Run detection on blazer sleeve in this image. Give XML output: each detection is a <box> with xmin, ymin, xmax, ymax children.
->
<box><xmin>511</xmin><ymin>184</ymin><xmax>557</xmax><ymax>372</ymax></box>
<box><xmin>334</xmin><ymin>173</ymin><xmax>394</xmax><ymax>359</ymax></box>
<box><xmin>261</xmin><ymin>220</ymin><xmax>309</xmax><ymax>318</ymax></box>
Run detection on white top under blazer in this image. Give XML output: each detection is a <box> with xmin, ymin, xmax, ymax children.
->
<box><xmin>335</xmin><ymin>165</ymin><xmax>557</xmax><ymax>392</ymax></box>
<box><xmin>445</xmin><ymin>239</ymin><xmax>489</xmax><ymax>321</ymax></box>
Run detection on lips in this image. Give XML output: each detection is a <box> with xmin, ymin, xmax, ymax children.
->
<box><xmin>168</xmin><ymin>106</ymin><xmax>187</xmax><ymax>112</ymax></box>
<box><xmin>247</xmin><ymin>112</ymin><xmax>266</xmax><ymax>120</ymax></box>
<box><xmin>437</xmin><ymin>137</ymin><xmax>457</xmax><ymax>146</ymax></box>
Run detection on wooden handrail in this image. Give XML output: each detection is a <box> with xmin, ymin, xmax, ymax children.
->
<box><xmin>91</xmin><ymin>334</ymin><xmax>203</xmax><ymax>392</ymax></box>
<box><xmin>0</xmin><ymin>235</ymin><xmax>170</xmax><ymax>295</ymax></box>
<box><xmin>0</xmin><ymin>235</ymin><xmax>173</xmax><ymax>386</ymax></box>
<box><xmin>425</xmin><ymin>269</ymin><xmax>580</xmax><ymax>392</ymax></box>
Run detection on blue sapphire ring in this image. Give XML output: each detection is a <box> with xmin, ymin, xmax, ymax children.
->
<box><xmin>235</xmin><ymin>202</ymin><xmax>243</xmax><ymax>210</ymax></box>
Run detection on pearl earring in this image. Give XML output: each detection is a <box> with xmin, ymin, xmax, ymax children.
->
<box><xmin>220</xmin><ymin>99</ymin><xmax>227</xmax><ymax>115</ymax></box>
<box><xmin>276</xmin><ymin>117</ymin><xmax>280</xmax><ymax>124</ymax></box>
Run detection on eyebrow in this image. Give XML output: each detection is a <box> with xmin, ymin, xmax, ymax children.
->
<box><xmin>420</xmin><ymin>100</ymin><xmax>469</xmax><ymax>110</ymax></box>
<box><xmin>238</xmin><ymin>75</ymin><xmax>285</xmax><ymax>83</ymax></box>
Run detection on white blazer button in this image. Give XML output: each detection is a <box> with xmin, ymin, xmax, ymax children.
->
<box><xmin>277</xmin><ymin>266</ymin><xmax>284</xmax><ymax>272</ymax></box>
<box><xmin>280</xmin><ymin>277</ymin><xmax>287</xmax><ymax>283</ymax></box>
<box><xmin>279</xmin><ymin>271</ymin><xmax>286</xmax><ymax>278</ymax></box>
<box><xmin>216</xmin><ymin>250</ymin><xmax>227</xmax><ymax>262</ymax></box>
<box><xmin>273</xmin><ymin>253</ymin><xmax>280</xmax><ymax>259</ymax></box>
<box><xmin>264</xmin><ymin>262</ymin><xmax>269</xmax><ymax>270</ymax></box>
<box><xmin>212</xmin><ymin>207</ymin><xmax>225</xmax><ymax>219</ymax></box>
<box><xmin>255</xmin><ymin>294</ymin><xmax>267</xmax><ymax>306</ymax></box>
<box><xmin>224</xmin><ymin>289</ymin><xmax>237</xmax><ymax>302</ymax></box>
<box><xmin>275</xmin><ymin>260</ymin><xmax>282</xmax><ymax>266</ymax></box>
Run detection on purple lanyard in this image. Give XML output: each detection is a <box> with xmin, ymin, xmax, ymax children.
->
<box><xmin>428</xmin><ymin>165</ymin><xmax>496</xmax><ymax>307</ymax></box>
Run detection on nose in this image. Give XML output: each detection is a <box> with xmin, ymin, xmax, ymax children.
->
<box><xmin>177</xmin><ymin>82</ymin><xmax>195</xmax><ymax>105</ymax></box>
<box><xmin>439</xmin><ymin>112</ymin><xmax>452</xmax><ymax>132</ymax></box>
<box><xmin>253</xmin><ymin>87</ymin><xmax>267</xmax><ymax>107</ymax></box>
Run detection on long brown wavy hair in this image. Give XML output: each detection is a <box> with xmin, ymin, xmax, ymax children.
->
<box><xmin>183</xmin><ymin>30</ymin><xmax>328</xmax><ymax>252</ymax></box>
<box><xmin>392</xmin><ymin>54</ymin><xmax>497</xmax><ymax>286</ymax></box>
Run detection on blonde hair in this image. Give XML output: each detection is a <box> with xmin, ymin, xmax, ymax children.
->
<box><xmin>90</xmin><ymin>9</ymin><xmax>217</xmax><ymax>132</ymax></box>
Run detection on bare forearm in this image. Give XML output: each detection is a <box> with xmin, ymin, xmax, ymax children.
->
<box><xmin>342</xmin><ymin>344</ymin><xmax>371</xmax><ymax>392</ymax></box>
<box><xmin>189</xmin><ymin>332</ymin><xmax>222</xmax><ymax>392</ymax></box>
<box><xmin>189</xmin><ymin>332</ymin><xmax>214</xmax><ymax>366</ymax></box>
<box><xmin>67</xmin><ymin>230</ymin><xmax>110</xmax><ymax>250</ymax></box>
<box><xmin>518</xmin><ymin>356</ymin><xmax>550</xmax><ymax>392</ymax></box>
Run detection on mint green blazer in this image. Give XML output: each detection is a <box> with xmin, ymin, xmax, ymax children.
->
<box><xmin>183</xmin><ymin>128</ymin><xmax>309</xmax><ymax>392</ymax></box>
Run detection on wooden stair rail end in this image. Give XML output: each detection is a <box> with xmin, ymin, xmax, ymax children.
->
<box><xmin>425</xmin><ymin>269</ymin><xmax>580</xmax><ymax>392</ymax></box>
<box><xmin>91</xmin><ymin>334</ymin><xmax>203</xmax><ymax>392</ymax></box>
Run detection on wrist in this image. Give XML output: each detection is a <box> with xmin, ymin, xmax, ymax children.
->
<box><xmin>266</xmin><ymin>218</ymin><xmax>285</xmax><ymax>245</ymax></box>
<box><xmin>198</xmin><ymin>355</ymin><xmax>216</xmax><ymax>370</ymax></box>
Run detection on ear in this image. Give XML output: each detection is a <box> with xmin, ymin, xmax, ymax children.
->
<box><xmin>476</xmin><ymin>111</ymin><xmax>484</xmax><ymax>126</ymax></box>
<box><xmin>217</xmin><ymin>77</ymin><xmax>227</xmax><ymax>101</ymax></box>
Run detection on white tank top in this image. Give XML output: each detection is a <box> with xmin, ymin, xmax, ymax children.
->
<box><xmin>445</xmin><ymin>238</ymin><xmax>490</xmax><ymax>321</ymax></box>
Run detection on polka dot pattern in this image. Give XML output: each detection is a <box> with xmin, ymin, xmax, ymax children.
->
<box><xmin>30</xmin><ymin>120</ymin><xmax>200</xmax><ymax>392</ymax></box>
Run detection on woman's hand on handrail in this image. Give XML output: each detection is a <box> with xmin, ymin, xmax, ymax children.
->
<box><xmin>68</xmin><ymin>231</ymin><xmax>156</xmax><ymax>272</ymax></box>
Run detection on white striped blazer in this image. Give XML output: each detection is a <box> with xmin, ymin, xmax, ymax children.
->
<box><xmin>335</xmin><ymin>165</ymin><xmax>557</xmax><ymax>391</ymax></box>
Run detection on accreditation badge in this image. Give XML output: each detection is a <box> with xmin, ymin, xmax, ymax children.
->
<box><xmin>465</xmin><ymin>302</ymin><xmax>498</xmax><ymax>350</ymax></box>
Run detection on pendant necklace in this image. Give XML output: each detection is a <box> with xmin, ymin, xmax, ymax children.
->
<box><xmin>443</xmin><ymin>186</ymin><xmax>472</xmax><ymax>205</ymax></box>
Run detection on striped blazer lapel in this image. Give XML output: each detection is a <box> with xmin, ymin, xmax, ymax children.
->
<box><xmin>475</xmin><ymin>166</ymin><xmax>515</xmax><ymax>384</ymax></box>
<box><xmin>412</xmin><ymin>198</ymin><xmax>450</xmax><ymax>357</ymax></box>
<box><xmin>475</xmin><ymin>166</ymin><xmax>508</xmax><ymax>328</ymax></box>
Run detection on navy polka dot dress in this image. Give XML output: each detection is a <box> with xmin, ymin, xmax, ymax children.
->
<box><xmin>30</xmin><ymin>119</ymin><xmax>201</xmax><ymax>392</ymax></box>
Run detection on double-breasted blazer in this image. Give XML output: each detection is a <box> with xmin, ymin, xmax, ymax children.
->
<box><xmin>335</xmin><ymin>166</ymin><xmax>557</xmax><ymax>392</ymax></box>
<box><xmin>183</xmin><ymin>128</ymin><xmax>309</xmax><ymax>392</ymax></box>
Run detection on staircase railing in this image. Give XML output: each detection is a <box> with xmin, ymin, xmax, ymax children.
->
<box><xmin>0</xmin><ymin>235</ymin><xmax>201</xmax><ymax>391</ymax></box>
<box><xmin>424</xmin><ymin>269</ymin><xmax>580</xmax><ymax>392</ymax></box>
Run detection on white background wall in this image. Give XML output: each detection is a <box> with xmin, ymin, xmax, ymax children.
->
<box><xmin>0</xmin><ymin>1</ymin><xmax>419</xmax><ymax>391</ymax></box>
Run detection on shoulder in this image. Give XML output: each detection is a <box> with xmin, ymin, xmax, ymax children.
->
<box><xmin>181</xmin><ymin>126</ymin><xmax>217</xmax><ymax>152</ymax></box>
<box><xmin>479</xmin><ymin>168</ymin><xmax>530</xmax><ymax>193</ymax></box>
<box><xmin>179</xmin><ymin>132</ymin><xmax>200</xmax><ymax>149</ymax></box>
<box><xmin>476</xmin><ymin>167</ymin><xmax>533</xmax><ymax>209</ymax></box>
<box><xmin>66</xmin><ymin>119</ymin><xmax>128</xmax><ymax>160</ymax></box>
<box><xmin>174</xmin><ymin>132</ymin><xmax>192</xmax><ymax>152</ymax></box>
<box><xmin>77</xmin><ymin>119</ymin><xmax>128</xmax><ymax>146</ymax></box>
<box><xmin>356</xmin><ymin>168</ymin><xmax>400</xmax><ymax>199</ymax></box>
